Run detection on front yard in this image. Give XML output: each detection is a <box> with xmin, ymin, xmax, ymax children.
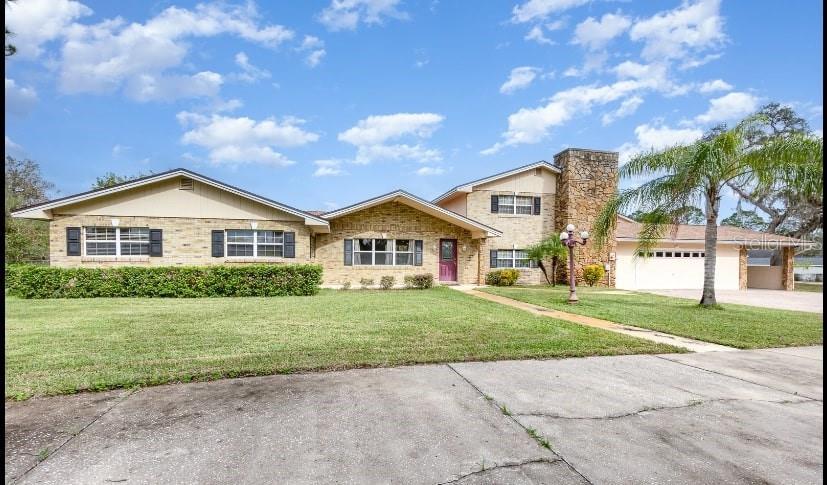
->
<box><xmin>480</xmin><ymin>286</ymin><xmax>824</xmax><ymax>349</ymax></box>
<box><xmin>4</xmin><ymin>287</ymin><xmax>678</xmax><ymax>400</ymax></box>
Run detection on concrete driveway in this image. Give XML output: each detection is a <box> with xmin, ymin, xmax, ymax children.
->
<box><xmin>6</xmin><ymin>347</ymin><xmax>823</xmax><ymax>484</ymax></box>
<box><xmin>645</xmin><ymin>288</ymin><xmax>824</xmax><ymax>313</ymax></box>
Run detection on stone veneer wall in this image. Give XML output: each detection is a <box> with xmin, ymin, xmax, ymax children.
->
<box><xmin>49</xmin><ymin>214</ymin><xmax>311</xmax><ymax>267</ymax></box>
<box><xmin>315</xmin><ymin>201</ymin><xmax>480</xmax><ymax>285</ymax></box>
<box><xmin>465</xmin><ymin>189</ymin><xmax>556</xmax><ymax>285</ymax></box>
<box><xmin>781</xmin><ymin>246</ymin><xmax>795</xmax><ymax>291</ymax></box>
<box><xmin>553</xmin><ymin>149</ymin><xmax>618</xmax><ymax>286</ymax></box>
<box><xmin>739</xmin><ymin>246</ymin><xmax>748</xmax><ymax>290</ymax></box>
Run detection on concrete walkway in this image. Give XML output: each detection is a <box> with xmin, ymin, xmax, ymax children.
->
<box><xmin>6</xmin><ymin>347</ymin><xmax>822</xmax><ymax>484</ymax></box>
<box><xmin>450</xmin><ymin>286</ymin><xmax>737</xmax><ymax>353</ymax></box>
<box><xmin>646</xmin><ymin>288</ymin><xmax>824</xmax><ymax>313</ymax></box>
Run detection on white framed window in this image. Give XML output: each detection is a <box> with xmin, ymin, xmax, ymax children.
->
<box><xmin>495</xmin><ymin>194</ymin><xmax>536</xmax><ymax>215</ymax></box>
<box><xmin>648</xmin><ymin>250</ymin><xmax>706</xmax><ymax>258</ymax></box>
<box><xmin>515</xmin><ymin>196</ymin><xmax>533</xmax><ymax>215</ymax></box>
<box><xmin>226</xmin><ymin>229</ymin><xmax>283</xmax><ymax>258</ymax></box>
<box><xmin>353</xmin><ymin>239</ymin><xmax>415</xmax><ymax>266</ymax></box>
<box><xmin>497</xmin><ymin>195</ymin><xmax>515</xmax><ymax>214</ymax></box>
<box><xmin>84</xmin><ymin>227</ymin><xmax>149</xmax><ymax>256</ymax></box>
<box><xmin>496</xmin><ymin>249</ymin><xmax>532</xmax><ymax>268</ymax></box>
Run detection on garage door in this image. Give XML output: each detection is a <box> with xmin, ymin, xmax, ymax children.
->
<box><xmin>617</xmin><ymin>248</ymin><xmax>707</xmax><ymax>290</ymax></box>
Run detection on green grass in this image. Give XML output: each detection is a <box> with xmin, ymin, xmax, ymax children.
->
<box><xmin>795</xmin><ymin>282</ymin><xmax>823</xmax><ymax>293</ymax></box>
<box><xmin>4</xmin><ymin>287</ymin><xmax>678</xmax><ymax>400</ymax></box>
<box><xmin>480</xmin><ymin>286</ymin><xmax>823</xmax><ymax>350</ymax></box>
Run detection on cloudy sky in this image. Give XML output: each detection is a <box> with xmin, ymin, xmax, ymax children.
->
<box><xmin>5</xmin><ymin>0</ymin><xmax>823</xmax><ymax>214</ymax></box>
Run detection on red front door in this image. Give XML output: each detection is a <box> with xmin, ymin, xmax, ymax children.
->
<box><xmin>439</xmin><ymin>239</ymin><xmax>458</xmax><ymax>282</ymax></box>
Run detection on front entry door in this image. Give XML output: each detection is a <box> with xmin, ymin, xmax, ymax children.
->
<box><xmin>439</xmin><ymin>239</ymin><xmax>458</xmax><ymax>282</ymax></box>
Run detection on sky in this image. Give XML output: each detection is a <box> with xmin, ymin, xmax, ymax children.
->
<box><xmin>5</xmin><ymin>0</ymin><xmax>824</xmax><ymax>216</ymax></box>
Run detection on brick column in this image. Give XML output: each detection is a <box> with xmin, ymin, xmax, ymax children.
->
<box><xmin>781</xmin><ymin>246</ymin><xmax>795</xmax><ymax>291</ymax></box>
<box><xmin>553</xmin><ymin>148</ymin><xmax>618</xmax><ymax>287</ymax></box>
<box><xmin>738</xmin><ymin>246</ymin><xmax>748</xmax><ymax>290</ymax></box>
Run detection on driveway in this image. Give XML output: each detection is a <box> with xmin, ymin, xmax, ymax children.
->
<box><xmin>6</xmin><ymin>347</ymin><xmax>823</xmax><ymax>484</ymax></box>
<box><xmin>645</xmin><ymin>288</ymin><xmax>824</xmax><ymax>313</ymax></box>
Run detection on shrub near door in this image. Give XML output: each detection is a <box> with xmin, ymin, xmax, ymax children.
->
<box><xmin>4</xmin><ymin>264</ymin><xmax>323</xmax><ymax>298</ymax></box>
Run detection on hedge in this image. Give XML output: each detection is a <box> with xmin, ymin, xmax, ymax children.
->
<box><xmin>485</xmin><ymin>269</ymin><xmax>520</xmax><ymax>286</ymax></box>
<box><xmin>4</xmin><ymin>264</ymin><xmax>323</xmax><ymax>298</ymax></box>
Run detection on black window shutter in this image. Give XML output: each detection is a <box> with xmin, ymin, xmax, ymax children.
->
<box><xmin>533</xmin><ymin>196</ymin><xmax>541</xmax><ymax>215</ymax></box>
<box><xmin>66</xmin><ymin>227</ymin><xmax>81</xmax><ymax>256</ymax></box>
<box><xmin>149</xmin><ymin>229</ymin><xmax>163</xmax><ymax>257</ymax></box>
<box><xmin>490</xmin><ymin>195</ymin><xmax>499</xmax><ymax>213</ymax></box>
<box><xmin>414</xmin><ymin>240</ymin><xmax>423</xmax><ymax>266</ymax></box>
<box><xmin>283</xmin><ymin>231</ymin><xmax>296</xmax><ymax>258</ymax></box>
<box><xmin>344</xmin><ymin>239</ymin><xmax>353</xmax><ymax>266</ymax></box>
<box><xmin>211</xmin><ymin>230</ymin><xmax>224</xmax><ymax>257</ymax></box>
<box><xmin>490</xmin><ymin>250</ymin><xmax>497</xmax><ymax>268</ymax></box>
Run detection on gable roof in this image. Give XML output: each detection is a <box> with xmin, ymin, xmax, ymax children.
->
<box><xmin>10</xmin><ymin>168</ymin><xmax>330</xmax><ymax>228</ymax></box>
<box><xmin>323</xmin><ymin>189</ymin><xmax>502</xmax><ymax>238</ymax></box>
<box><xmin>616</xmin><ymin>217</ymin><xmax>813</xmax><ymax>247</ymax></box>
<box><xmin>432</xmin><ymin>160</ymin><xmax>561</xmax><ymax>204</ymax></box>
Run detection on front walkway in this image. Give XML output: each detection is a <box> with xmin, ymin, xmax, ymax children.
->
<box><xmin>450</xmin><ymin>286</ymin><xmax>736</xmax><ymax>352</ymax></box>
<box><xmin>646</xmin><ymin>288</ymin><xmax>823</xmax><ymax>313</ymax></box>
<box><xmin>6</xmin><ymin>347</ymin><xmax>822</xmax><ymax>484</ymax></box>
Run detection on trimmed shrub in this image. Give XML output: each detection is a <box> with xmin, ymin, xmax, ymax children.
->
<box><xmin>359</xmin><ymin>278</ymin><xmax>374</xmax><ymax>289</ymax></box>
<box><xmin>4</xmin><ymin>264</ymin><xmax>323</xmax><ymax>298</ymax></box>
<box><xmin>404</xmin><ymin>273</ymin><xmax>434</xmax><ymax>289</ymax></box>
<box><xmin>485</xmin><ymin>269</ymin><xmax>520</xmax><ymax>286</ymax></box>
<box><xmin>340</xmin><ymin>281</ymin><xmax>351</xmax><ymax>290</ymax></box>
<box><xmin>583</xmin><ymin>264</ymin><xmax>605</xmax><ymax>287</ymax></box>
<box><xmin>379</xmin><ymin>275</ymin><xmax>395</xmax><ymax>290</ymax></box>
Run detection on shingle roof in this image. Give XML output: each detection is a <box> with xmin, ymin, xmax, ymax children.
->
<box><xmin>616</xmin><ymin>217</ymin><xmax>811</xmax><ymax>246</ymax></box>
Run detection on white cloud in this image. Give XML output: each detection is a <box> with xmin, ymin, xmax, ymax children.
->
<box><xmin>5</xmin><ymin>78</ymin><xmax>38</xmax><ymax>116</ymax></box>
<box><xmin>813</xmin><ymin>128</ymin><xmax>823</xmax><ymax>138</ymax></box>
<box><xmin>500</xmin><ymin>66</ymin><xmax>541</xmax><ymax>94</ymax></box>
<box><xmin>313</xmin><ymin>159</ymin><xmax>346</xmax><ymax>176</ymax></box>
<box><xmin>572</xmin><ymin>13</ymin><xmax>631</xmax><ymax>50</ymax></box>
<box><xmin>5</xmin><ymin>0</ymin><xmax>92</xmax><ymax>58</ymax></box>
<box><xmin>545</xmin><ymin>19</ymin><xmax>566</xmax><ymax>31</ymax></box>
<box><xmin>629</xmin><ymin>0</ymin><xmax>726</xmax><ymax>63</ymax></box>
<box><xmin>511</xmin><ymin>0</ymin><xmax>588</xmax><ymax>23</ymax></box>
<box><xmin>694</xmin><ymin>92</ymin><xmax>759</xmax><ymax>124</ymax></box>
<box><xmin>112</xmin><ymin>144</ymin><xmax>131</xmax><ymax>157</ymax></box>
<box><xmin>298</xmin><ymin>35</ymin><xmax>326</xmax><ymax>68</ymax></box>
<box><xmin>178</xmin><ymin>112</ymin><xmax>319</xmax><ymax>166</ymax></box>
<box><xmin>338</xmin><ymin>112</ymin><xmax>444</xmax><ymax>164</ymax></box>
<box><xmin>5</xmin><ymin>135</ymin><xmax>24</xmax><ymax>155</ymax></box>
<box><xmin>58</xmin><ymin>2</ymin><xmax>293</xmax><ymax>101</ymax></box>
<box><xmin>561</xmin><ymin>50</ymin><xmax>608</xmax><ymax>78</ymax></box>
<box><xmin>601</xmin><ymin>96</ymin><xmax>643</xmax><ymax>125</ymax></box>
<box><xmin>231</xmin><ymin>52</ymin><xmax>271</xmax><ymax>83</ymax></box>
<box><xmin>415</xmin><ymin>166</ymin><xmax>445</xmax><ymax>176</ymax></box>
<box><xmin>616</xmin><ymin>123</ymin><xmax>703</xmax><ymax>163</ymax></box>
<box><xmin>698</xmin><ymin>79</ymin><xmax>733</xmax><ymax>93</ymax></box>
<box><xmin>318</xmin><ymin>0</ymin><xmax>407</xmax><ymax>31</ymax></box>
<box><xmin>524</xmin><ymin>25</ymin><xmax>554</xmax><ymax>45</ymax></box>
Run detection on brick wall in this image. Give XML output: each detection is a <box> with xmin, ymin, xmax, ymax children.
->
<box><xmin>315</xmin><ymin>201</ymin><xmax>480</xmax><ymax>285</ymax></box>
<box><xmin>553</xmin><ymin>149</ymin><xmax>618</xmax><ymax>286</ymax></box>
<box><xmin>49</xmin><ymin>214</ymin><xmax>311</xmax><ymax>267</ymax></box>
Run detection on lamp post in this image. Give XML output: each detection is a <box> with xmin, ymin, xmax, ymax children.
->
<box><xmin>560</xmin><ymin>223</ymin><xmax>589</xmax><ymax>304</ymax></box>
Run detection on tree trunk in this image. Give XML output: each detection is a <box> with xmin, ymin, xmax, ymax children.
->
<box><xmin>537</xmin><ymin>260</ymin><xmax>552</xmax><ymax>285</ymax></box>
<box><xmin>551</xmin><ymin>259</ymin><xmax>558</xmax><ymax>287</ymax></box>
<box><xmin>700</xmin><ymin>191</ymin><xmax>720</xmax><ymax>306</ymax></box>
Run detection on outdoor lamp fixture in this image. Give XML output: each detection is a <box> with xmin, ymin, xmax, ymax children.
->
<box><xmin>560</xmin><ymin>223</ymin><xmax>589</xmax><ymax>304</ymax></box>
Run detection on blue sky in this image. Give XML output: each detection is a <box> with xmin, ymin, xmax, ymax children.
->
<box><xmin>5</xmin><ymin>0</ymin><xmax>823</xmax><ymax>216</ymax></box>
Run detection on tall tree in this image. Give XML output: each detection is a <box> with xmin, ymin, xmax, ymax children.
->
<box><xmin>720</xmin><ymin>201</ymin><xmax>768</xmax><ymax>232</ymax></box>
<box><xmin>526</xmin><ymin>233</ymin><xmax>568</xmax><ymax>286</ymax></box>
<box><xmin>5</xmin><ymin>1</ymin><xmax>16</xmax><ymax>57</ymax></box>
<box><xmin>593</xmin><ymin>116</ymin><xmax>822</xmax><ymax>306</ymax></box>
<box><xmin>628</xmin><ymin>206</ymin><xmax>705</xmax><ymax>225</ymax></box>
<box><xmin>92</xmin><ymin>171</ymin><xmax>154</xmax><ymax>190</ymax></box>
<box><xmin>5</xmin><ymin>156</ymin><xmax>54</xmax><ymax>262</ymax></box>
<box><xmin>725</xmin><ymin>103</ymin><xmax>822</xmax><ymax>239</ymax></box>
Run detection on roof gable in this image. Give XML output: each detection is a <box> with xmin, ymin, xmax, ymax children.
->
<box><xmin>432</xmin><ymin>161</ymin><xmax>560</xmax><ymax>204</ymax></box>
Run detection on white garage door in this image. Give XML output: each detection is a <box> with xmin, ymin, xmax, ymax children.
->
<box><xmin>616</xmin><ymin>245</ymin><xmax>741</xmax><ymax>290</ymax></box>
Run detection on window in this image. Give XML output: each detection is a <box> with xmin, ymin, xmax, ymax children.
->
<box><xmin>496</xmin><ymin>249</ymin><xmax>532</xmax><ymax>268</ymax></box>
<box><xmin>85</xmin><ymin>227</ymin><xmax>149</xmax><ymax>256</ymax></box>
<box><xmin>353</xmin><ymin>239</ymin><xmax>415</xmax><ymax>266</ymax></box>
<box><xmin>655</xmin><ymin>251</ymin><xmax>664</xmax><ymax>257</ymax></box>
<box><xmin>665</xmin><ymin>252</ymin><xmax>673</xmax><ymax>257</ymax></box>
<box><xmin>227</xmin><ymin>229</ymin><xmax>284</xmax><ymax>257</ymax></box>
<box><xmin>497</xmin><ymin>195</ymin><xmax>514</xmax><ymax>214</ymax></box>
<box><xmin>515</xmin><ymin>196</ymin><xmax>533</xmax><ymax>215</ymax></box>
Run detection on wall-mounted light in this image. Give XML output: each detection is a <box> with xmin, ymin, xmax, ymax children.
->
<box><xmin>111</xmin><ymin>218</ymin><xmax>120</xmax><ymax>227</ymax></box>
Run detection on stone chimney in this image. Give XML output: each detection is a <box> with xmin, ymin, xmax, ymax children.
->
<box><xmin>553</xmin><ymin>148</ymin><xmax>618</xmax><ymax>286</ymax></box>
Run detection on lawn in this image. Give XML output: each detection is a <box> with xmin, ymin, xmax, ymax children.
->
<box><xmin>480</xmin><ymin>286</ymin><xmax>823</xmax><ymax>349</ymax></box>
<box><xmin>795</xmin><ymin>282</ymin><xmax>823</xmax><ymax>293</ymax></box>
<box><xmin>4</xmin><ymin>287</ymin><xmax>678</xmax><ymax>400</ymax></box>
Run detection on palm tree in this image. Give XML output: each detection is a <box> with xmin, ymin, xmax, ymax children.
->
<box><xmin>526</xmin><ymin>233</ymin><xmax>568</xmax><ymax>286</ymax></box>
<box><xmin>592</xmin><ymin>116</ymin><xmax>822</xmax><ymax>306</ymax></box>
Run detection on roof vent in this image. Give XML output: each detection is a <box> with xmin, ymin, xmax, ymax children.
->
<box><xmin>179</xmin><ymin>178</ymin><xmax>194</xmax><ymax>190</ymax></box>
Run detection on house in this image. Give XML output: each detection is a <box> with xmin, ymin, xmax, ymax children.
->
<box><xmin>11</xmin><ymin>148</ymin><xmax>812</xmax><ymax>290</ymax></box>
<box><xmin>794</xmin><ymin>256</ymin><xmax>823</xmax><ymax>283</ymax></box>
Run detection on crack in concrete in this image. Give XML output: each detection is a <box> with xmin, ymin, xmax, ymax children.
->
<box><xmin>436</xmin><ymin>457</ymin><xmax>559</xmax><ymax>484</ymax></box>
<box><xmin>512</xmin><ymin>397</ymin><xmax>810</xmax><ymax>421</ymax></box>
<box><xmin>446</xmin><ymin>364</ymin><xmax>595</xmax><ymax>485</ymax></box>
<box><xmin>11</xmin><ymin>388</ymin><xmax>140</xmax><ymax>484</ymax></box>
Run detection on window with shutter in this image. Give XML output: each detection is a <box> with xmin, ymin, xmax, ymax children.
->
<box><xmin>211</xmin><ymin>230</ymin><xmax>224</xmax><ymax>257</ymax></box>
<box><xmin>66</xmin><ymin>227</ymin><xmax>81</xmax><ymax>256</ymax></box>
<box><xmin>149</xmin><ymin>229</ymin><xmax>163</xmax><ymax>257</ymax></box>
